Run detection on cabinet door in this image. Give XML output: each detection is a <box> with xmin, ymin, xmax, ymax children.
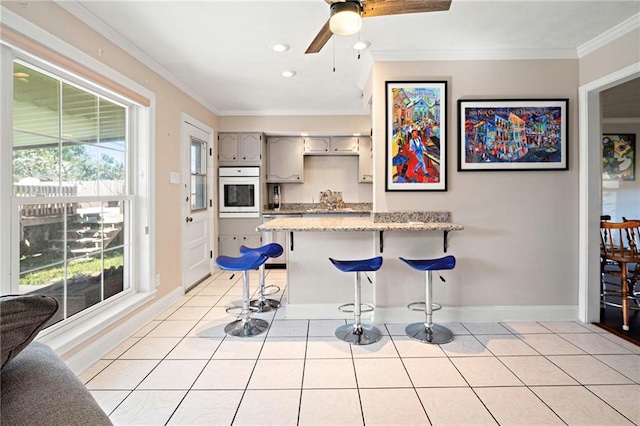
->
<box><xmin>218</xmin><ymin>133</ymin><xmax>239</xmax><ymax>164</ymax></box>
<box><xmin>219</xmin><ymin>235</ymin><xmax>239</xmax><ymax>257</ymax></box>
<box><xmin>304</xmin><ymin>137</ymin><xmax>330</xmax><ymax>154</ymax></box>
<box><xmin>266</xmin><ymin>137</ymin><xmax>304</xmax><ymax>183</ymax></box>
<box><xmin>240</xmin><ymin>235</ymin><xmax>262</xmax><ymax>250</ymax></box>
<box><xmin>331</xmin><ymin>136</ymin><xmax>359</xmax><ymax>154</ymax></box>
<box><xmin>239</xmin><ymin>133</ymin><xmax>262</xmax><ymax>164</ymax></box>
<box><xmin>358</xmin><ymin>137</ymin><xmax>373</xmax><ymax>182</ymax></box>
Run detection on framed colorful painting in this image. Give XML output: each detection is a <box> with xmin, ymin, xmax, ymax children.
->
<box><xmin>458</xmin><ymin>99</ymin><xmax>569</xmax><ymax>171</ymax></box>
<box><xmin>385</xmin><ymin>81</ymin><xmax>447</xmax><ymax>191</ymax></box>
<box><xmin>602</xmin><ymin>134</ymin><xmax>635</xmax><ymax>181</ymax></box>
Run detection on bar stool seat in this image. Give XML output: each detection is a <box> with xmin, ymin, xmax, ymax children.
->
<box><xmin>329</xmin><ymin>256</ymin><xmax>383</xmax><ymax>345</ymax></box>
<box><xmin>400</xmin><ymin>255</ymin><xmax>456</xmax><ymax>344</ymax></box>
<box><xmin>240</xmin><ymin>243</ymin><xmax>284</xmax><ymax>312</ymax></box>
<box><xmin>216</xmin><ymin>251</ymin><xmax>269</xmax><ymax>337</ymax></box>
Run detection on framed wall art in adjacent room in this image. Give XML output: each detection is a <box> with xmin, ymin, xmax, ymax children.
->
<box><xmin>386</xmin><ymin>81</ymin><xmax>447</xmax><ymax>191</ymax></box>
<box><xmin>602</xmin><ymin>133</ymin><xmax>635</xmax><ymax>181</ymax></box>
<box><xmin>458</xmin><ymin>99</ymin><xmax>569</xmax><ymax>171</ymax></box>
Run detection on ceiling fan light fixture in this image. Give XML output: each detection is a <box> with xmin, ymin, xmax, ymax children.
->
<box><xmin>282</xmin><ymin>70</ymin><xmax>297</xmax><ymax>78</ymax></box>
<box><xmin>329</xmin><ymin>2</ymin><xmax>362</xmax><ymax>36</ymax></box>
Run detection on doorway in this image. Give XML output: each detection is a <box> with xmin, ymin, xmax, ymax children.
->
<box><xmin>182</xmin><ymin>115</ymin><xmax>214</xmax><ymax>291</ymax></box>
<box><xmin>579</xmin><ymin>62</ymin><xmax>640</xmax><ymax>338</ymax></box>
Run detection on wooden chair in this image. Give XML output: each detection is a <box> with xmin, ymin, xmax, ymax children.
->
<box><xmin>600</xmin><ymin>220</ymin><xmax>640</xmax><ymax>331</ymax></box>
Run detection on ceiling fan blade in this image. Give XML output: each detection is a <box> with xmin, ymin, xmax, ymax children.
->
<box><xmin>362</xmin><ymin>0</ymin><xmax>452</xmax><ymax>18</ymax></box>
<box><xmin>305</xmin><ymin>20</ymin><xmax>332</xmax><ymax>54</ymax></box>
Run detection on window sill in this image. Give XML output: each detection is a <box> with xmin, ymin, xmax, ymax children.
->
<box><xmin>37</xmin><ymin>290</ymin><xmax>156</xmax><ymax>356</ymax></box>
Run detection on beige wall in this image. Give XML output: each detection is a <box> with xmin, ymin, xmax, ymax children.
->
<box><xmin>579</xmin><ymin>28</ymin><xmax>640</xmax><ymax>85</ymax></box>
<box><xmin>3</xmin><ymin>0</ymin><xmax>219</xmax><ymax>355</ymax></box>
<box><xmin>219</xmin><ymin>115</ymin><xmax>370</xmax><ymax>135</ymax></box>
<box><xmin>371</xmin><ymin>59</ymin><xmax>581</xmax><ymax>307</ymax></box>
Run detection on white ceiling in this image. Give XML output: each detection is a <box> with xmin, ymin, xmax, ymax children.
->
<box><xmin>61</xmin><ymin>0</ymin><xmax>640</xmax><ymax>116</ymax></box>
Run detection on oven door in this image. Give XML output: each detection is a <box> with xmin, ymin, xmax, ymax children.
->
<box><xmin>219</xmin><ymin>176</ymin><xmax>260</xmax><ymax>218</ymax></box>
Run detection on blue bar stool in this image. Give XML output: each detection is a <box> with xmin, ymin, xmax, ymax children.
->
<box><xmin>399</xmin><ymin>255</ymin><xmax>456</xmax><ymax>344</ymax></box>
<box><xmin>239</xmin><ymin>243</ymin><xmax>284</xmax><ymax>312</ymax></box>
<box><xmin>329</xmin><ymin>256</ymin><xmax>383</xmax><ymax>345</ymax></box>
<box><xmin>216</xmin><ymin>251</ymin><xmax>269</xmax><ymax>337</ymax></box>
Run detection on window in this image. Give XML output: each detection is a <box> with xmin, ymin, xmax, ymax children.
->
<box><xmin>11</xmin><ymin>59</ymin><xmax>132</xmax><ymax>326</ymax></box>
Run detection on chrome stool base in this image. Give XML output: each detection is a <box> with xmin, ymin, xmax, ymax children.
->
<box><xmin>224</xmin><ymin>318</ymin><xmax>269</xmax><ymax>337</ymax></box>
<box><xmin>405</xmin><ymin>322</ymin><xmax>453</xmax><ymax>344</ymax></box>
<box><xmin>249</xmin><ymin>298</ymin><xmax>280</xmax><ymax>312</ymax></box>
<box><xmin>335</xmin><ymin>323</ymin><xmax>382</xmax><ymax>345</ymax></box>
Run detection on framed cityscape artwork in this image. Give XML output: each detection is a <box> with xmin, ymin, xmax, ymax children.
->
<box><xmin>385</xmin><ymin>81</ymin><xmax>447</xmax><ymax>191</ymax></box>
<box><xmin>458</xmin><ymin>99</ymin><xmax>569</xmax><ymax>171</ymax></box>
<box><xmin>602</xmin><ymin>133</ymin><xmax>635</xmax><ymax>181</ymax></box>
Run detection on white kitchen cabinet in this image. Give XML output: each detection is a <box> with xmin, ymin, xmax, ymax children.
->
<box><xmin>266</xmin><ymin>137</ymin><xmax>304</xmax><ymax>183</ymax></box>
<box><xmin>331</xmin><ymin>136</ymin><xmax>359</xmax><ymax>154</ymax></box>
<box><xmin>358</xmin><ymin>136</ymin><xmax>373</xmax><ymax>183</ymax></box>
<box><xmin>219</xmin><ymin>234</ymin><xmax>262</xmax><ymax>258</ymax></box>
<box><xmin>218</xmin><ymin>133</ymin><xmax>262</xmax><ymax>166</ymax></box>
<box><xmin>303</xmin><ymin>137</ymin><xmax>331</xmax><ymax>154</ymax></box>
<box><xmin>304</xmin><ymin>136</ymin><xmax>358</xmax><ymax>155</ymax></box>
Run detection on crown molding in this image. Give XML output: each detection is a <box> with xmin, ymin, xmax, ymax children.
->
<box><xmin>578</xmin><ymin>13</ymin><xmax>640</xmax><ymax>58</ymax></box>
<box><xmin>369</xmin><ymin>48</ymin><xmax>578</xmax><ymax>62</ymax></box>
<box><xmin>53</xmin><ymin>0</ymin><xmax>220</xmax><ymax>115</ymax></box>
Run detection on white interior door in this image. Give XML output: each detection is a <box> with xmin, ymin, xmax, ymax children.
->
<box><xmin>183</xmin><ymin>118</ymin><xmax>213</xmax><ymax>290</ymax></box>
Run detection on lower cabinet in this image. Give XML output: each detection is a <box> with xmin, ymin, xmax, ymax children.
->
<box><xmin>219</xmin><ymin>234</ymin><xmax>262</xmax><ymax>258</ymax></box>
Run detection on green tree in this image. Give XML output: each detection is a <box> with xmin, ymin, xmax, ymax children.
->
<box><xmin>13</xmin><ymin>143</ymin><xmax>124</xmax><ymax>182</ymax></box>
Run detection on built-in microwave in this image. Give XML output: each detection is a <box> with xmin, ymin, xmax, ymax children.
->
<box><xmin>219</xmin><ymin>167</ymin><xmax>261</xmax><ymax>218</ymax></box>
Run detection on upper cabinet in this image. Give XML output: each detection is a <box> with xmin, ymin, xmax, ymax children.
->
<box><xmin>218</xmin><ymin>133</ymin><xmax>262</xmax><ymax>165</ymax></box>
<box><xmin>358</xmin><ymin>136</ymin><xmax>373</xmax><ymax>183</ymax></box>
<box><xmin>304</xmin><ymin>136</ymin><xmax>358</xmax><ymax>155</ymax></box>
<box><xmin>303</xmin><ymin>137</ymin><xmax>331</xmax><ymax>154</ymax></box>
<box><xmin>266</xmin><ymin>137</ymin><xmax>304</xmax><ymax>183</ymax></box>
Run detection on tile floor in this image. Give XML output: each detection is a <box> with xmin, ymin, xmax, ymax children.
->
<box><xmin>81</xmin><ymin>269</ymin><xmax>640</xmax><ymax>425</ymax></box>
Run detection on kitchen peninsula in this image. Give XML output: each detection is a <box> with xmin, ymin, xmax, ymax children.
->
<box><xmin>257</xmin><ymin>212</ymin><xmax>463</xmax><ymax>320</ymax></box>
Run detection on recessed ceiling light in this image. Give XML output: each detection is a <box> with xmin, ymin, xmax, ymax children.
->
<box><xmin>353</xmin><ymin>40</ymin><xmax>371</xmax><ymax>51</ymax></box>
<box><xmin>272</xmin><ymin>44</ymin><xmax>290</xmax><ymax>52</ymax></box>
<box><xmin>282</xmin><ymin>70</ymin><xmax>297</xmax><ymax>78</ymax></box>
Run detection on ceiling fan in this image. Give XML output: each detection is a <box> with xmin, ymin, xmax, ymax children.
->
<box><xmin>305</xmin><ymin>0</ymin><xmax>452</xmax><ymax>54</ymax></box>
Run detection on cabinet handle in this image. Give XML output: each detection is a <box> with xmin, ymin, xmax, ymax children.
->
<box><xmin>325</xmin><ymin>149</ymin><xmax>328</xmax><ymax>151</ymax></box>
<box><xmin>296</xmin><ymin>176</ymin><xmax>300</xmax><ymax>179</ymax></box>
<box><xmin>233</xmin><ymin>156</ymin><xmax>236</xmax><ymax>160</ymax></box>
<box><xmin>243</xmin><ymin>157</ymin><xmax>246</xmax><ymax>160</ymax></box>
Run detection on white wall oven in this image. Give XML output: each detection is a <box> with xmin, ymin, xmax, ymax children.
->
<box><xmin>219</xmin><ymin>167</ymin><xmax>260</xmax><ymax>218</ymax></box>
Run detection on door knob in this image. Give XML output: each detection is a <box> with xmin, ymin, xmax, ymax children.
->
<box><xmin>186</xmin><ymin>217</ymin><xmax>193</xmax><ymax>223</ymax></box>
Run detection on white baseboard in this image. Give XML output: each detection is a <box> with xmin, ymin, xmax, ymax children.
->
<box><xmin>283</xmin><ymin>304</ymin><xmax>579</xmax><ymax>323</ymax></box>
<box><xmin>65</xmin><ymin>286</ymin><xmax>184</xmax><ymax>375</ymax></box>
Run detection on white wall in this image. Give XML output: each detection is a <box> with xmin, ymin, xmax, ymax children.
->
<box><xmin>279</xmin><ymin>156</ymin><xmax>373</xmax><ymax>204</ymax></box>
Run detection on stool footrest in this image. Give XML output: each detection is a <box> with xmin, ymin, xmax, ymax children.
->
<box><xmin>407</xmin><ymin>302</ymin><xmax>442</xmax><ymax>312</ymax></box>
<box><xmin>262</xmin><ymin>284</ymin><xmax>281</xmax><ymax>297</ymax></box>
<box><xmin>338</xmin><ymin>303</ymin><xmax>374</xmax><ymax>314</ymax></box>
<box><xmin>225</xmin><ymin>305</ymin><xmax>258</xmax><ymax>317</ymax></box>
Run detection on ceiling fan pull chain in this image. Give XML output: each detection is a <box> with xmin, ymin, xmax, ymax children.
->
<box><xmin>332</xmin><ymin>36</ymin><xmax>336</xmax><ymax>72</ymax></box>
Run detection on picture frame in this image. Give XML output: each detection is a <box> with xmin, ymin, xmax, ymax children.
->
<box><xmin>602</xmin><ymin>133</ymin><xmax>635</xmax><ymax>181</ymax></box>
<box><xmin>458</xmin><ymin>99</ymin><xmax>569</xmax><ymax>171</ymax></box>
<box><xmin>385</xmin><ymin>81</ymin><xmax>447</xmax><ymax>191</ymax></box>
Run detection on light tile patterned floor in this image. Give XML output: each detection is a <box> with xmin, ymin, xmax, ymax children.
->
<box><xmin>81</xmin><ymin>269</ymin><xmax>640</xmax><ymax>426</ymax></box>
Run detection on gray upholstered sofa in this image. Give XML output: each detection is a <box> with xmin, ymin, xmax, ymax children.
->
<box><xmin>0</xmin><ymin>294</ymin><xmax>112</xmax><ymax>425</ymax></box>
<box><xmin>0</xmin><ymin>341</ymin><xmax>112</xmax><ymax>426</ymax></box>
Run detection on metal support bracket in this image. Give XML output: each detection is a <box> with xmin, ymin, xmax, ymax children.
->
<box><xmin>444</xmin><ymin>230</ymin><xmax>450</xmax><ymax>253</ymax></box>
<box><xmin>290</xmin><ymin>231</ymin><xmax>294</xmax><ymax>251</ymax></box>
<box><xmin>379</xmin><ymin>231</ymin><xmax>384</xmax><ymax>253</ymax></box>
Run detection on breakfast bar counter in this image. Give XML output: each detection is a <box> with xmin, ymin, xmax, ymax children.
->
<box><xmin>257</xmin><ymin>213</ymin><xmax>463</xmax><ymax>320</ymax></box>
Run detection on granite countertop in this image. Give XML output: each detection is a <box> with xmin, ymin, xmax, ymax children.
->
<box><xmin>257</xmin><ymin>216</ymin><xmax>463</xmax><ymax>232</ymax></box>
